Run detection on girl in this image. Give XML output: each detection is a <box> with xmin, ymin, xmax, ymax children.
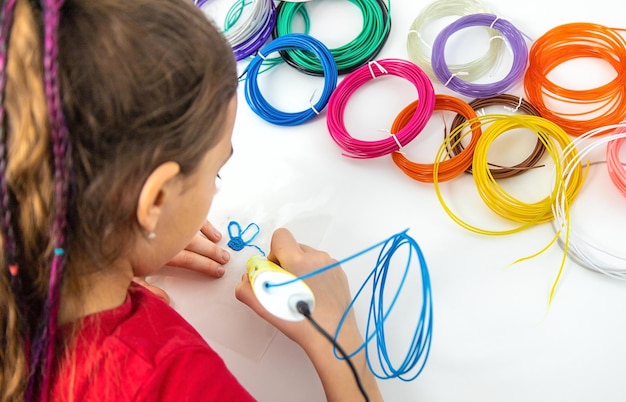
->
<box><xmin>0</xmin><ymin>0</ymin><xmax>383</xmax><ymax>401</ymax></box>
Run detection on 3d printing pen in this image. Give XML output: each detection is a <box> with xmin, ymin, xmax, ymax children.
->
<box><xmin>246</xmin><ymin>255</ymin><xmax>315</xmax><ymax>321</ymax></box>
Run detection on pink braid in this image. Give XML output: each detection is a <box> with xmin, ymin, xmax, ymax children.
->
<box><xmin>26</xmin><ymin>0</ymin><xmax>71</xmax><ymax>400</ymax></box>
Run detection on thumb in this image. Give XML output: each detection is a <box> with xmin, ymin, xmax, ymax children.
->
<box><xmin>235</xmin><ymin>273</ymin><xmax>268</xmax><ymax>317</ymax></box>
<box><xmin>235</xmin><ymin>272</ymin><xmax>290</xmax><ymax>327</ymax></box>
<box><xmin>267</xmin><ymin>228</ymin><xmax>302</xmax><ymax>266</ymax></box>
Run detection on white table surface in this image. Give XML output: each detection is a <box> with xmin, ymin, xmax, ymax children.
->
<box><xmin>150</xmin><ymin>0</ymin><xmax>626</xmax><ymax>400</ymax></box>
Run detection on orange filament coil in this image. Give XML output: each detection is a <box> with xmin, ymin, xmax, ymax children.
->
<box><xmin>391</xmin><ymin>94</ymin><xmax>481</xmax><ymax>183</ymax></box>
<box><xmin>524</xmin><ymin>23</ymin><xmax>626</xmax><ymax>136</ymax></box>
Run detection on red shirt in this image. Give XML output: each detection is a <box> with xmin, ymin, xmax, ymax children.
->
<box><xmin>51</xmin><ymin>282</ymin><xmax>256</xmax><ymax>401</ymax></box>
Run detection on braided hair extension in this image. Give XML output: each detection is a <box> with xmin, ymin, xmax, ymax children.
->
<box><xmin>25</xmin><ymin>0</ymin><xmax>72</xmax><ymax>399</ymax></box>
<box><xmin>1</xmin><ymin>0</ymin><xmax>239</xmax><ymax>399</ymax></box>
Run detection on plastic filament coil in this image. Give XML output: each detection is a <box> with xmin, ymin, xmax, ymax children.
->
<box><xmin>223</xmin><ymin>0</ymin><xmax>277</xmax><ymax>61</ymax></box>
<box><xmin>244</xmin><ymin>33</ymin><xmax>338</xmax><ymax>126</ymax></box>
<box><xmin>406</xmin><ymin>0</ymin><xmax>503</xmax><ymax>81</ymax></box>
<box><xmin>391</xmin><ymin>94</ymin><xmax>482</xmax><ymax>183</ymax></box>
<box><xmin>552</xmin><ymin>124</ymin><xmax>626</xmax><ymax>280</ymax></box>
<box><xmin>434</xmin><ymin>114</ymin><xmax>584</xmax><ymax>234</ymax></box>
<box><xmin>606</xmin><ymin>133</ymin><xmax>626</xmax><ymax>198</ymax></box>
<box><xmin>447</xmin><ymin>94</ymin><xmax>546</xmax><ymax>179</ymax></box>
<box><xmin>524</xmin><ymin>22</ymin><xmax>626</xmax><ymax>136</ymax></box>
<box><xmin>326</xmin><ymin>58</ymin><xmax>436</xmax><ymax>159</ymax></box>
<box><xmin>431</xmin><ymin>13</ymin><xmax>528</xmax><ymax>98</ymax></box>
<box><xmin>272</xmin><ymin>0</ymin><xmax>391</xmax><ymax>76</ymax></box>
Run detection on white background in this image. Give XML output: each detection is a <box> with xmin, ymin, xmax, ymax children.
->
<box><xmin>150</xmin><ymin>0</ymin><xmax>626</xmax><ymax>401</ymax></box>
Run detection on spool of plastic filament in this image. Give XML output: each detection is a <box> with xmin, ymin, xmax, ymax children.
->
<box><xmin>243</xmin><ymin>33</ymin><xmax>338</xmax><ymax>125</ymax></box>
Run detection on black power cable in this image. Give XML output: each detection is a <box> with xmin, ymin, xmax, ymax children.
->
<box><xmin>295</xmin><ymin>301</ymin><xmax>370</xmax><ymax>402</ymax></box>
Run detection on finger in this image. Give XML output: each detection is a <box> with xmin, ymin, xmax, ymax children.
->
<box><xmin>297</xmin><ymin>243</ymin><xmax>316</xmax><ymax>253</ymax></box>
<box><xmin>234</xmin><ymin>273</ymin><xmax>251</xmax><ymax>302</ymax></box>
<box><xmin>167</xmin><ymin>249</ymin><xmax>226</xmax><ymax>277</ymax></box>
<box><xmin>235</xmin><ymin>274</ymin><xmax>263</xmax><ymax>313</ymax></box>
<box><xmin>266</xmin><ymin>228</ymin><xmax>303</xmax><ymax>265</ymax></box>
<box><xmin>235</xmin><ymin>272</ymin><xmax>309</xmax><ymax>342</ymax></box>
<box><xmin>175</xmin><ymin>231</ymin><xmax>230</xmax><ymax>264</ymax></box>
<box><xmin>198</xmin><ymin>220</ymin><xmax>222</xmax><ymax>243</ymax></box>
<box><xmin>235</xmin><ymin>273</ymin><xmax>281</xmax><ymax>324</ymax></box>
<box><xmin>133</xmin><ymin>278</ymin><xmax>170</xmax><ymax>304</ymax></box>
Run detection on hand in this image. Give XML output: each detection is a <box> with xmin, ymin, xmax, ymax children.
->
<box><xmin>235</xmin><ymin>228</ymin><xmax>383</xmax><ymax>402</ymax></box>
<box><xmin>235</xmin><ymin>227</ymin><xmax>356</xmax><ymax>346</ymax></box>
<box><xmin>136</xmin><ymin>220</ymin><xmax>231</xmax><ymax>304</ymax></box>
<box><xmin>166</xmin><ymin>220</ymin><xmax>231</xmax><ymax>277</ymax></box>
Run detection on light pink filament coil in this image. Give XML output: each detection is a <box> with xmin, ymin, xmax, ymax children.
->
<box><xmin>606</xmin><ymin>133</ymin><xmax>626</xmax><ymax>197</ymax></box>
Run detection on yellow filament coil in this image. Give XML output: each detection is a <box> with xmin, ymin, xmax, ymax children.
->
<box><xmin>434</xmin><ymin>114</ymin><xmax>586</xmax><ymax>302</ymax></box>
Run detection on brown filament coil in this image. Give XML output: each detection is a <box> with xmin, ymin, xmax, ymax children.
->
<box><xmin>391</xmin><ymin>94</ymin><xmax>481</xmax><ymax>183</ymax></box>
<box><xmin>447</xmin><ymin>93</ymin><xmax>547</xmax><ymax>179</ymax></box>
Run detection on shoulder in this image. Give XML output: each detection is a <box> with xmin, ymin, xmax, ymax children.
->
<box><xmin>133</xmin><ymin>342</ymin><xmax>256</xmax><ymax>401</ymax></box>
<box><xmin>56</xmin><ymin>283</ymin><xmax>255</xmax><ymax>401</ymax></box>
<box><xmin>124</xmin><ymin>283</ymin><xmax>255</xmax><ymax>401</ymax></box>
<box><xmin>119</xmin><ymin>282</ymin><xmax>210</xmax><ymax>363</ymax></box>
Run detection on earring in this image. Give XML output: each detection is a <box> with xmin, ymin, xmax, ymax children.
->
<box><xmin>147</xmin><ymin>231</ymin><xmax>156</xmax><ymax>240</ymax></box>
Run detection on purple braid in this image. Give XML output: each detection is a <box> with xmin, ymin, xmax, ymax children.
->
<box><xmin>0</xmin><ymin>0</ymin><xmax>18</xmax><ymax>277</ymax></box>
<box><xmin>26</xmin><ymin>0</ymin><xmax>71</xmax><ymax>400</ymax></box>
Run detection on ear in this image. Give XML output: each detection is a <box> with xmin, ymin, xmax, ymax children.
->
<box><xmin>137</xmin><ymin>162</ymin><xmax>181</xmax><ymax>235</ymax></box>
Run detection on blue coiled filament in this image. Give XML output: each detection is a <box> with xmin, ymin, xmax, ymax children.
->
<box><xmin>268</xmin><ymin>229</ymin><xmax>433</xmax><ymax>381</ymax></box>
<box><xmin>243</xmin><ymin>33</ymin><xmax>338</xmax><ymax>126</ymax></box>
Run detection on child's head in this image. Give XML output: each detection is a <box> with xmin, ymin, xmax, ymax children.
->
<box><xmin>59</xmin><ymin>0</ymin><xmax>238</xmax><ymax>275</ymax></box>
<box><xmin>1</xmin><ymin>0</ymin><xmax>237</xmax><ymax>399</ymax></box>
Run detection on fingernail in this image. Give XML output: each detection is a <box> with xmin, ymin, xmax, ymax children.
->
<box><xmin>217</xmin><ymin>266</ymin><xmax>225</xmax><ymax>277</ymax></box>
<box><xmin>221</xmin><ymin>250</ymin><xmax>230</xmax><ymax>263</ymax></box>
<box><xmin>213</xmin><ymin>228</ymin><xmax>222</xmax><ymax>240</ymax></box>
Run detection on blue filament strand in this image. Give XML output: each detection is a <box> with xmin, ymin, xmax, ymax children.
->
<box><xmin>227</xmin><ymin>221</ymin><xmax>266</xmax><ymax>256</ymax></box>
<box><xmin>267</xmin><ymin>229</ymin><xmax>433</xmax><ymax>381</ymax></box>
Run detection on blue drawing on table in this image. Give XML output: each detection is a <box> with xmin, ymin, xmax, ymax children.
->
<box><xmin>227</xmin><ymin>220</ymin><xmax>266</xmax><ymax>256</ymax></box>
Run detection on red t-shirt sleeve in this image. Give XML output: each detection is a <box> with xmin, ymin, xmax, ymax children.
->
<box><xmin>133</xmin><ymin>344</ymin><xmax>256</xmax><ymax>402</ymax></box>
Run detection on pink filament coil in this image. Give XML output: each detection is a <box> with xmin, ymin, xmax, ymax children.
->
<box><xmin>326</xmin><ymin>58</ymin><xmax>436</xmax><ymax>159</ymax></box>
<box><xmin>606</xmin><ymin>134</ymin><xmax>626</xmax><ymax>197</ymax></box>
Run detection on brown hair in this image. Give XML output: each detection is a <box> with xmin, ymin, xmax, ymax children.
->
<box><xmin>0</xmin><ymin>0</ymin><xmax>237</xmax><ymax>400</ymax></box>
